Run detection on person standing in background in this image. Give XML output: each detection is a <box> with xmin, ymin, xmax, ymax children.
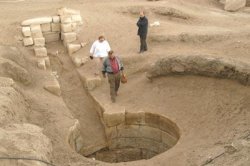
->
<box><xmin>90</xmin><ymin>35</ymin><xmax>111</xmax><ymax>75</ymax></box>
<box><xmin>137</xmin><ymin>11</ymin><xmax>148</xmax><ymax>53</ymax></box>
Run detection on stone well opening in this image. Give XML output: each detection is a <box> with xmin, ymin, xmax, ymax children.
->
<box><xmin>86</xmin><ymin>112</ymin><xmax>180</xmax><ymax>163</ymax></box>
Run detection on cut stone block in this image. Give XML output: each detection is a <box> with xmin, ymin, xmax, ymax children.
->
<box><xmin>96</xmin><ymin>150</ymin><xmax>117</xmax><ymax>163</ymax></box>
<box><xmin>62</xmin><ymin>32</ymin><xmax>77</xmax><ymax>43</ymax></box>
<box><xmin>117</xmin><ymin>125</ymin><xmax>140</xmax><ymax>138</ymax></box>
<box><xmin>161</xmin><ymin>131</ymin><xmax>178</xmax><ymax>147</ymax></box>
<box><xmin>60</xmin><ymin>15</ymin><xmax>72</xmax><ymax>23</ymax></box>
<box><xmin>84</xmin><ymin>76</ymin><xmax>102</xmax><ymax>90</ymax></box>
<box><xmin>81</xmin><ymin>56</ymin><xmax>89</xmax><ymax>65</ymax></box>
<box><xmin>51</xmin><ymin>23</ymin><xmax>61</xmax><ymax>32</ymax></box>
<box><xmin>37</xmin><ymin>58</ymin><xmax>46</xmax><ymax>70</ymax></box>
<box><xmin>141</xmin><ymin>149</ymin><xmax>158</xmax><ymax>160</ymax></box>
<box><xmin>71</xmin><ymin>22</ymin><xmax>78</xmax><ymax>31</ymax></box>
<box><xmin>61</xmin><ymin>23</ymin><xmax>73</xmax><ymax>33</ymax></box>
<box><xmin>21</xmin><ymin>17</ymin><xmax>52</xmax><ymax>26</ymax></box>
<box><xmin>116</xmin><ymin>148</ymin><xmax>141</xmax><ymax>162</ymax></box>
<box><xmin>159</xmin><ymin>116</ymin><xmax>180</xmax><ymax>139</ymax></box>
<box><xmin>44</xmin><ymin>77</ymin><xmax>61</xmax><ymax>96</ymax></box>
<box><xmin>52</xmin><ymin>15</ymin><xmax>60</xmax><ymax>23</ymax></box>
<box><xmin>37</xmin><ymin>57</ymin><xmax>50</xmax><ymax>69</ymax></box>
<box><xmin>23</xmin><ymin>37</ymin><xmax>33</xmax><ymax>46</ymax></box>
<box><xmin>145</xmin><ymin>112</ymin><xmax>160</xmax><ymax>128</ymax></box>
<box><xmin>67</xmin><ymin>43</ymin><xmax>81</xmax><ymax>55</ymax></box>
<box><xmin>125</xmin><ymin>111</ymin><xmax>145</xmax><ymax>125</ymax></box>
<box><xmin>30</xmin><ymin>24</ymin><xmax>43</xmax><ymax>38</ymax></box>
<box><xmin>43</xmin><ymin>32</ymin><xmax>60</xmax><ymax>43</ymax></box>
<box><xmin>22</xmin><ymin>26</ymin><xmax>31</xmax><ymax>37</ymax></box>
<box><xmin>105</xmin><ymin>126</ymin><xmax>117</xmax><ymax>140</ymax></box>
<box><xmin>224</xmin><ymin>0</ymin><xmax>246</xmax><ymax>11</ymax></box>
<box><xmin>80</xmin><ymin>142</ymin><xmax>108</xmax><ymax>157</ymax></box>
<box><xmin>57</xmin><ymin>7</ymin><xmax>80</xmax><ymax>16</ymax></box>
<box><xmin>34</xmin><ymin>47</ymin><xmax>47</xmax><ymax>57</ymax></box>
<box><xmin>103</xmin><ymin>106</ymin><xmax>126</xmax><ymax>127</ymax></box>
<box><xmin>71</xmin><ymin>56</ymin><xmax>88</xmax><ymax>67</ymax></box>
<box><xmin>30</xmin><ymin>24</ymin><xmax>41</xmax><ymax>33</ymax></box>
<box><xmin>109</xmin><ymin>138</ymin><xmax>137</xmax><ymax>149</ymax></box>
<box><xmin>41</xmin><ymin>23</ymin><xmax>51</xmax><ymax>32</ymax></box>
<box><xmin>72</xmin><ymin>57</ymin><xmax>82</xmax><ymax>67</ymax></box>
<box><xmin>138</xmin><ymin>126</ymin><xmax>162</xmax><ymax>142</ymax></box>
<box><xmin>34</xmin><ymin>37</ymin><xmax>45</xmax><ymax>47</ymax></box>
<box><xmin>44</xmin><ymin>57</ymin><xmax>50</xmax><ymax>67</ymax></box>
<box><xmin>71</xmin><ymin>14</ymin><xmax>83</xmax><ymax>24</ymax></box>
<box><xmin>136</xmin><ymin>138</ymin><xmax>160</xmax><ymax>153</ymax></box>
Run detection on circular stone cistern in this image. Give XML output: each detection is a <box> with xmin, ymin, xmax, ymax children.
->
<box><xmin>86</xmin><ymin>111</ymin><xmax>180</xmax><ymax>163</ymax></box>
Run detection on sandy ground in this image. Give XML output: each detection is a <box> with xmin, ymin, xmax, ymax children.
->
<box><xmin>0</xmin><ymin>0</ymin><xmax>250</xmax><ymax>166</ymax></box>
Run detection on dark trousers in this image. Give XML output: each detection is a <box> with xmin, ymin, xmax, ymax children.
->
<box><xmin>140</xmin><ymin>36</ymin><xmax>147</xmax><ymax>52</ymax></box>
<box><xmin>108</xmin><ymin>72</ymin><xmax>121</xmax><ymax>102</ymax></box>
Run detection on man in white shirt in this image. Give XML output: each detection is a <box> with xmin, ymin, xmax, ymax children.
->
<box><xmin>90</xmin><ymin>35</ymin><xmax>111</xmax><ymax>75</ymax></box>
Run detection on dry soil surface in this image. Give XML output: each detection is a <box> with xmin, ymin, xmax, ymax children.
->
<box><xmin>0</xmin><ymin>0</ymin><xmax>249</xmax><ymax>166</ymax></box>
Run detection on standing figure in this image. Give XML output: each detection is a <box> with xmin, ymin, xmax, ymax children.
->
<box><xmin>90</xmin><ymin>35</ymin><xmax>111</xmax><ymax>75</ymax></box>
<box><xmin>137</xmin><ymin>11</ymin><xmax>148</xmax><ymax>53</ymax></box>
<box><xmin>102</xmin><ymin>50</ymin><xmax>124</xmax><ymax>103</ymax></box>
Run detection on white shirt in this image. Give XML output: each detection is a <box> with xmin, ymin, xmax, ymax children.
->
<box><xmin>90</xmin><ymin>40</ymin><xmax>111</xmax><ymax>58</ymax></box>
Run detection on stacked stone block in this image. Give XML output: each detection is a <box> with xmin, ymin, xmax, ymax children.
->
<box><xmin>57</xmin><ymin>8</ymin><xmax>83</xmax><ymax>47</ymax></box>
<box><xmin>57</xmin><ymin>8</ymin><xmax>89</xmax><ymax>68</ymax></box>
<box><xmin>21</xmin><ymin>8</ymin><xmax>85</xmax><ymax>70</ymax></box>
<box><xmin>21</xmin><ymin>18</ymin><xmax>54</xmax><ymax>71</ymax></box>
<box><xmin>44</xmin><ymin>73</ymin><xmax>61</xmax><ymax>96</ymax></box>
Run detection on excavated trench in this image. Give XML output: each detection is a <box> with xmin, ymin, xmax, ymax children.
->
<box><xmin>49</xmin><ymin>49</ymin><xmax>180</xmax><ymax>163</ymax></box>
<box><xmin>47</xmin><ymin>42</ymin><xmax>250</xmax><ymax>164</ymax></box>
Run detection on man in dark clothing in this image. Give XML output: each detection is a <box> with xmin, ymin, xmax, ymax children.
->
<box><xmin>137</xmin><ymin>11</ymin><xmax>148</xmax><ymax>53</ymax></box>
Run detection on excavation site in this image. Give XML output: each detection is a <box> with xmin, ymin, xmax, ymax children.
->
<box><xmin>0</xmin><ymin>0</ymin><xmax>250</xmax><ymax>166</ymax></box>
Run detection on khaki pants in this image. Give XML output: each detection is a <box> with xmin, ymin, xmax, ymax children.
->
<box><xmin>94</xmin><ymin>57</ymin><xmax>104</xmax><ymax>75</ymax></box>
<box><xmin>108</xmin><ymin>72</ymin><xmax>121</xmax><ymax>102</ymax></box>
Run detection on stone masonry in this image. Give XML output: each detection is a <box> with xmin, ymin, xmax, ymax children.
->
<box><xmin>21</xmin><ymin>7</ymin><xmax>83</xmax><ymax>70</ymax></box>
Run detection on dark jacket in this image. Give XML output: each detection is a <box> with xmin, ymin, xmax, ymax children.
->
<box><xmin>137</xmin><ymin>16</ymin><xmax>148</xmax><ymax>38</ymax></box>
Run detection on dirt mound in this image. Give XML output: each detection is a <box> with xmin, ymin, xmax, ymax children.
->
<box><xmin>0</xmin><ymin>123</ymin><xmax>52</xmax><ymax>166</ymax></box>
<box><xmin>0</xmin><ymin>77</ymin><xmax>29</xmax><ymax>126</ymax></box>
<box><xmin>0</xmin><ymin>46</ymin><xmax>31</xmax><ymax>85</ymax></box>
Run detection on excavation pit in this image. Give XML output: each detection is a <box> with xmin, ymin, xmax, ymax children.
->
<box><xmin>86</xmin><ymin>112</ymin><xmax>180</xmax><ymax>163</ymax></box>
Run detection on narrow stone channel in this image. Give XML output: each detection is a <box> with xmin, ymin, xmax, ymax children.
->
<box><xmin>48</xmin><ymin>50</ymin><xmax>107</xmax><ymax>156</ymax></box>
